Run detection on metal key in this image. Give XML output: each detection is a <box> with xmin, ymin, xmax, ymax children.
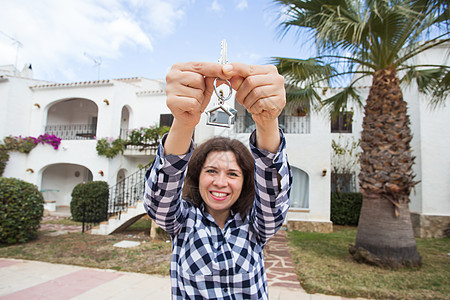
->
<box><xmin>206</xmin><ymin>39</ymin><xmax>236</xmax><ymax>128</ymax></box>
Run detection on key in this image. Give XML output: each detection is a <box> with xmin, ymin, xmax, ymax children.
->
<box><xmin>218</xmin><ymin>39</ymin><xmax>227</xmax><ymax>65</ymax></box>
<box><xmin>206</xmin><ymin>39</ymin><xmax>237</xmax><ymax>128</ymax></box>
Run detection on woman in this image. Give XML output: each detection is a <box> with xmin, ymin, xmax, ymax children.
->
<box><xmin>144</xmin><ymin>62</ymin><xmax>292</xmax><ymax>299</ymax></box>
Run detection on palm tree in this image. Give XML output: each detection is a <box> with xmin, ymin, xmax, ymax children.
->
<box><xmin>273</xmin><ymin>0</ymin><xmax>449</xmax><ymax>268</ymax></box>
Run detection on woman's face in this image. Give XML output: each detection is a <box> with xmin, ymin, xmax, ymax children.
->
<box><xmin>199</xmin><ymin>151</ymin><xmax>244</xmax><ymax>220</ymax></box>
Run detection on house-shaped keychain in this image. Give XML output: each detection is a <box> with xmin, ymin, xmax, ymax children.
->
<box><xmin>206</xmin><ymin>103</ymin><xmax>237</xmax><ymax>128</ymax></box>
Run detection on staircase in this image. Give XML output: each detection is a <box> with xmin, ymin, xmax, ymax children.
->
<box><xmin>91</xmin><ymin>168</ymin><xmax>148</xmax><ymax>235</ymax></box>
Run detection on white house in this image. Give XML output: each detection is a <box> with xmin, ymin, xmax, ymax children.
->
<box><xmin>1</xmin><ymin>42</ymin><xmax>448</xmax><ymax>237</ymax></box>
<box><xmin>0</xmin><ymin>64</ymin><xmax>169</xmax><ymax>219</ymax></box>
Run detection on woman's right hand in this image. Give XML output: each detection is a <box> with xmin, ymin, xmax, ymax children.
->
<box><xmin>166</xmin><ymin>62</ymin><xmax>229</xmax><ymax>128</ymax></box>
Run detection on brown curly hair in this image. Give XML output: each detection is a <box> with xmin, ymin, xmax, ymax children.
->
<box><xmin>182</xmin><ymin>137</ymin><xmax>255</xmax><ymax>217</ymax></box>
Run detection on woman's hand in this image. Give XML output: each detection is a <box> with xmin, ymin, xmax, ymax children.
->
<box><xmin>164</xmin><ymin>62</ymin><xmax>229</xmax><ymax>155</ymax></box>
<box><xmin>166</xmin><ymin>62</ymin><xmax>229</xmax><ymax>128</ymax></box>
<box><xmin>224</xmin><ymin>63</ymin><xmax>286</xmax><ymax>152</ymax></box>
<box><xmin>225</xmin><ymin>63</ymin><xmax>286</xmax><ymax>126</ymax></box>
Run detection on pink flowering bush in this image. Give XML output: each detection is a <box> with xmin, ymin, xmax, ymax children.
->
<box><xmin>0</xmin><ymin>134</ymin><xmax>61</xmax><ymax>176</ymax></box>
<box><xmin>35</xmin><ymin>133</ymin><xmax>62</xmax><ymax>150</ymax></box>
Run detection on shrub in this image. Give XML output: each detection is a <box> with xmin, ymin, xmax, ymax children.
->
<box><xmin>126</xmin><ymin>126</ymin><xmax>170</xmax><ymax>150</ymax></box>
<box><xmin>96</xmin><ymin>138</ymin><xmax>125</xmax><ymax>158</ymax></box>
<box><xmin>3</xmin><ymin>136</ymin><xmax>37</xmax><ymax>153</ymax></box>
<box><xmin>70</xmin><ymin>181</ymin><xmax>109</xmax><ymax>223</ymax></box>
<box><xmin>0</xmin><ymin>178</ymin><xmax>44</xmax><ymax>244</ymax></box>
<box><xmin>331</xmin><ymin>192</ymin><xmax>362</xmax><ymax>226</ymax></box>
<box><xmin>35</xmin><ymin>133</ymin><xmax>62</xmax><ymax>150</ymax></box>
<box><xmin>0</xmin><ymin>145</ymin><xmax>9</xmax><ymax>177</ymax></box>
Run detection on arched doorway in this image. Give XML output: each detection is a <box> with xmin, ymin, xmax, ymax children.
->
<box><xmin>40</xmin><ymin>163</ymin><xmax>93</xmax><ymax>208</ymax></box>
<box><xmin>120</xmin><ymin>106</ymin><xmax>130</xmax><ymax>139</ymax></box>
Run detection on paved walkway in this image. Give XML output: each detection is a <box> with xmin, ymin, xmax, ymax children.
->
<box><xmin>0</xmin><ymin>215</ymin><xmax>367</xmax><ymax>299</ymax></box>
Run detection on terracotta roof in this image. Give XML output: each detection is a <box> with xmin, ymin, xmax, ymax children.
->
<box><xmin>136</xmin><ymin>89</ymin><xmax>165</xmax><ymax>96</ymax></box>
<box><xmin>114</xmin><ymin>77</ymin><xmax>141</xmax><ymax>82</ymax></box>
<box><xmin>30</xmin><ymin>79</ymin><xmax>113</xmax><ymax>89</ymax></box>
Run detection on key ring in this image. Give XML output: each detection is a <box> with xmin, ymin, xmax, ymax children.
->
<box><xmin>213</xmin><ymin>78</ymin><xmax>233</xmax><ymax>104</ymax></box>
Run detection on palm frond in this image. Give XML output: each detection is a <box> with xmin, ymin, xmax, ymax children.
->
<box><xmin>396</xmin><ymin>37</ymin><xmax>450</xmax><ymax>67</ymax></box>
<box><xmin>321</xmin><ymin>85</ymin><xmax>364</xmax><ymax>116</ymax></box>
<box><xmin>402</xmin><ymin>65</ymin><xmax>450</xmax><ymax>107</ymax></box>
<box><xmin>272</xmin><ymin>57</ymin><xmax>334</xmax><ymax>86</ymax></box>
<box><xmin>285</xmin><ymin>84</ymin><xmax>322</xmax><ymax>106</ymax></box>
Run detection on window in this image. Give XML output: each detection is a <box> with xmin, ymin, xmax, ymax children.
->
<box><xmin>331</xmin><ymin>172</ymin><xmax>357</xmax><ymax>193</ymax></box>
<box><xmin>331</xmin><ymin>112</ymin><xmax>353</xmax><ymax>133</ymax></box>
<box><xmin>159</xmin><ymin>114</ymin><xmax>174</xmax><ymax>127</ymax></box>
<box><xmin>290</xmin><ymin>167</ymin><xmax>309</xmax><ymax>209</ymax></box>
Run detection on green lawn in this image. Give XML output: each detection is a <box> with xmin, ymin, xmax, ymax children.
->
<box><xmin>287</xmin><ymin>227</ymin><xmax>449</xmax><ymax>300</ymax></box>
<box><xmin>1</xmin><ymin>219</ymin><xmax>448</xmax><ymax>299</ymax></box>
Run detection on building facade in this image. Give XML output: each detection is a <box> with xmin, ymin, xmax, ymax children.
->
<box><xmin>1</xmin><ymin>42</ymin><xmax>449</xmax><ymax>237</ymax></box>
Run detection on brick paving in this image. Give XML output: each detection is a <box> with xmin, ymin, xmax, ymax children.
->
<box><xmin>41</xmin><ymin>214</ymin><xmax>305</xmax><ymax>290</ymax></box>
<box><xmin>264</xmin><ymin>229</ymin><xmax>304</xmax><ymax>290</ymax></box>
<box><xmin>39</xmin><ymin>216</ymin><xmax>82</xmax><ymax>234</ymax></box>
<box><xmin>18</xmin><ymin>215</ymin><xmax>368</xmax><ymax>299</ymax></box>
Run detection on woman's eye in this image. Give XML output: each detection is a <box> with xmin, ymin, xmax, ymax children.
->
<box><xmin>206</xmin><ymin>169</ymin><xmax>216</xmax><ymax>174</ymax></box>
<box><xmin>228</xmin><ymin>172</ymin><xmax>238</xmax><ymax>177</ymax></box>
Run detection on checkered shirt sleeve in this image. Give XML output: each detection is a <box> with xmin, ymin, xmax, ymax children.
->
<box><xmin>249</xmin><ymin>130</ymin><xmax>292</xmax><ymax>245</ymax></box>
<box><xmin>143</xmin><ymin>130</ymin><xmax>292</xmax><ymax>299</ymax></box>
<box><xmin>143</xmin><ymin>134</ymin><xmax>193</xmax><ymax>235</ymax></box>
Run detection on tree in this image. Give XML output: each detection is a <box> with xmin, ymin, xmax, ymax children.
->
<box><xmin>273</xmin><ymin>0</ymin><xmax>449</xmax><ymax>268</ymax></box>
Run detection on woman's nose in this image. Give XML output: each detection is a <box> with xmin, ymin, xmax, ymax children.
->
<box><xmin>213</xmin><ymin>173</ymin><xmax>227</xmax><ymax>187</ymax></box>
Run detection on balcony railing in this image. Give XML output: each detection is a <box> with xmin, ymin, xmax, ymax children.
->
<box><xmin>45</xmin><ymin>124</ymin><xmax>97</xmax><ymax>140</ymax></box>
<box><xmin>235</xmin><ymin>114</ymin><xmax>310</xmax><ymax>134</ymax></box>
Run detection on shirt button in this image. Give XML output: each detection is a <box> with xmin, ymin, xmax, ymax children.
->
<box><xmin>223</xmin><ymin>288</ymin><xmax>228</xmax><ymax>293</ymax></box>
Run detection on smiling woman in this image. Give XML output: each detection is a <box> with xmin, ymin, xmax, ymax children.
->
<box><xmin>143</xmin><ymin>61</ymin><xmax>292</xmax><ymax>299</ymax></box>
<box><xmin>183</xmin><ymin>137</ymin><xmax>254</xmax><ymax>229</ymax></box>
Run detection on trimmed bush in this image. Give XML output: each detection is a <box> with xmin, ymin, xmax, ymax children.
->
<box><xmin>70</xmin><ymin>181</ymin><xmax>109</xmax><ymax>223</ymax></box>
<box><xmin>0</xmin><ymin>178</ymin><xmax>44</xmax><ymax>244</ymax></box>
<box><xmin>0</xmin><ymin>145</ymin><xmax>9</xmax><ymax>177</ymax></box>
<box><xmin>331</xmin><ymin>192</ymin><xmax>362</xmax><ymax>226</ymax></box>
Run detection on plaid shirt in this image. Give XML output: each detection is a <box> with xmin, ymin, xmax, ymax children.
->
<box><xmin>144</xmin><ymin>130</ymin><xmax>291</xmax><ymax>299</ymax></box>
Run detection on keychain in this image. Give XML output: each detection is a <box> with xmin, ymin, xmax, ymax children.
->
<box><xmin>206</xmin><ymin>39</ymin><xmax>237</xmax><ymax>128</ymax></box>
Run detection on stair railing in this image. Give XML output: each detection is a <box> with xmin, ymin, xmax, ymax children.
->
<box><xmin>108</xmin><ymin>167</ymin><xmax>147</xmax><ymax>219</ymax></box>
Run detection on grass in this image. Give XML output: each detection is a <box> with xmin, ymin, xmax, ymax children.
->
<box><xmin>1</xmin><ymin>219</ymin><xmax>448</xmax><ymax>299</ymax></box>
<box><xmin>287</xmin><ymin>226</ymin><xmax>450</xmax><ymax>300</ymax></box>
<box><xmin>0</xmin><ymin>217</ymin><xmax>172</xmax><ymax>276</ymax></box>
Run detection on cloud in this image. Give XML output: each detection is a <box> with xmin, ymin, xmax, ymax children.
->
<box><xmin>0</xmin><ymin>0</ymin><xmax>187</xmax><ymax>81</ymax></box>
<box><xmin>235</xmin><ymin>0</ymin><xmax>248</xmax><ymax>10</ymax></box>
<box><xmin>211</xmin><ymin>0</ymin><xmax>223</xmax><ymax>13</ymax></box>
<box><xmin>135</xmin><ymin>0</ymin><xmax>187</xmax><ymax>36</ymax></box>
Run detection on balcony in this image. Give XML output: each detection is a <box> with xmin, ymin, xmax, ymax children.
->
<box><xmin>235</xmin><ymin>114</ymin><xmax>310</xmax><ymax>134</ymax></box>
<box><xmin>119</xmin><ymin>128</ymin><xmax>159</xmax><ymax>157</ymax></box>
<box><xmin>45</xmin><ymin>124</ymin><xmax>97</xmax><ymax>140</ymax></box>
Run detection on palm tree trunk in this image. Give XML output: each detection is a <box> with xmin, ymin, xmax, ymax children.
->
<box><xmin>350</xmin><ymin>67</ymin><xmax>422</xmax><ymax>268</ymax></box>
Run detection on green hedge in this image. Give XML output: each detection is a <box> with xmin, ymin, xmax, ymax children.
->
<box><xmin>70</xmin><ymin>181</ymin><xmax>109</xmax><ymax>223</ymax></box>
<box><xmin>0</xmin><ymin>145</ymin><xmax>9</xmax><ymax>177</ymax></box>
<box><xmin>331</xmin><ymin>192</ymin><xmax>362</xmax><ymax>226</ymax></box>
<box><xmin>0</xmin><ymin>177</ymin><xmax>44</xmax><ymax>244</ymax></box>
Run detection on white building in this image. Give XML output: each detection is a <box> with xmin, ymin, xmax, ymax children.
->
<box><xmin>1</xmin><ymin>42</ymin><xmax>448</xmax><ymax>237</ymax></box>
<box><xmin>0</xmin><ymin>64</ymin><xmax>169</xmax><ymax>218</ymax></box>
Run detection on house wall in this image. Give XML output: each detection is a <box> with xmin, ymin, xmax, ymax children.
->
<box><xmin>1</xmin><ymin>73</ymin><xmax>166</xmax><ymax>209</ymax></box>
<box><xmin>195</xmin><ymin>89</ymin><xmax>333</xmax><ymax>232</ymax></box>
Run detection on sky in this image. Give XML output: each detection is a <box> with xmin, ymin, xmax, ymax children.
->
<box><xmin>0</xmin><ymin>0</ymin><xmax>314</xmax><ymax>83</ymax></box>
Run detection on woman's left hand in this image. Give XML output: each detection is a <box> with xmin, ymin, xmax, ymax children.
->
<box><xmin>224</xmin><ymin>63</ymin><xmax>286</xmax><ymax>127</ymax></box>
